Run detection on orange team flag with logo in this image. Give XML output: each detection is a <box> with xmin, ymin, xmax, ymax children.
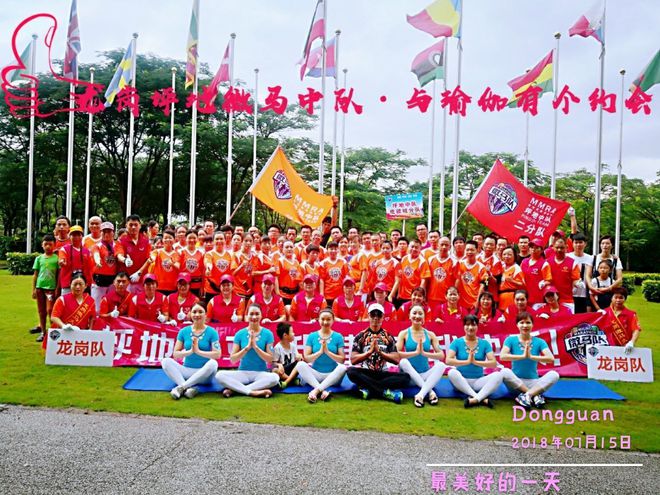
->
<box><xmin>250</xmin><ymin>147</ymin><xmax>333</xmax><ymax>228</ymax></box>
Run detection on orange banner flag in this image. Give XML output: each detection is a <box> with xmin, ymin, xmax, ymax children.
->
<box><xmin>249</xmin><ymin>146</ymin><xmax>333</xmax><ymax>228</ymax></box>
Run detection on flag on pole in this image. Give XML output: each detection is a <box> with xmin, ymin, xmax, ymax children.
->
<box><xmin>407</xmin><ymin>0</ymin><xmax>462</xmax><ymax>38</ymax></box>
<box><xmin>507</xmin><ymin>50</ymin><xmax>554</xmax><ymax>107</ymax></box>
<box><xmin>568</xmin><ymin>0</ymin><xmax>605</xmax><ymax>44</ymax></box>
<box><xmin>209</xmin><ymin>41</ymin><xmax>231</xmax><ymax>91</ymax></box>
<box><xmin>249</xmin><ymin>147</ymin><xmax>333</xmax><ymax>228</ymax></box>
<box><xmin>7</xmin><ymin>40</ymin><xmax>34</xmax><ymax>83</ymax></box>
<box><xmin>411</xmin><ymin>39</ymin><xmax>445</xmax><ymax>87</ymax></box>
<box><xmin>299</xmin><ymin>0</ymin><xmax>325</xmax><ymax>80</ymax></box>
<box><xmin>63</xmin><ymin>0</ymin><xmax>81</xmax><ymax>79</ymax></box>
<box><xmin>466</xmin><ymin>159</ymin><xmax>570</xmax><ymax>244</ymax></box>
<box><xmin>630</xmin><ymin>49</ymin><xmax>660</xmax><ymax>92</ymax></box>
<box><xmin>184</xmin><ymin>0</ymin><xmax>199</xmax><ymax>90</ymax></box>
<box><xmin>301</xmin><ymin>37</ymin><xmax>336</xmax><ymax>78</ymax></box>
<box><xmin>104</xmin><ymin>40</ymin><xmax>135</xmax><ymax>106</ymax></box>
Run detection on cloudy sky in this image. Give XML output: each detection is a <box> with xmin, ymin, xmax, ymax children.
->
<box><xmin>2</xmin><ymin>0</ymin><xmax>658</xmax><ymax>184</ymax></box>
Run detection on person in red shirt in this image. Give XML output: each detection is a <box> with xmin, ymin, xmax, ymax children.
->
<box><xmin>179</xmin><ymin>230</ymin><xmax>205</xmax><ymax>297</ymax></box>
<box><xmin>427</xmin><ymin>236</ymin><xmax>456</xmax><ymax>307</ymax></box>
<box><xmin>369</xmin><ymin>283</ymin><xmax>396</xmax><ymax>322</ymax></box>
<box><xmin>536</xmin><ymin>285</ymin><xmax>573</xmax><ymax>321</ymax></box>
<box><xmin>432</xmin><ymin>285</ymin><xmax>467</xmax><ymax>324</ymax></box>
<box><xmin>396</xmin><ymin>287</ymin><xmax>433</xmax><ymax>322</ymax></box>
<box><xmin>53</xmin><ymin>215</ymin><xmax>71</xmax><ymax>251</ymax></box>
<box><xmin>119</xmin><ymin>215</ymin><xmax>152</xmax><ymax>294</ymax></box>
<box><xmin>241</xmin><ymin>274</ymin><xmax>286</xmax><ymax>323</ymax></box>
<box><xmin>50</xmin><ymin>272</ymin><xmax>96</xmax><ymax>331</ymax></box>
<box><xmin>91</xmin><ymin>222</ymin><xmax>128</xmax><ymax>309</ymax></box>
<box><xmin>58</xmin><ymin>225</ymin><xmax>94</xmax><ymax>295</ymax></box>
<box><xmin>473</xmin><ymin>292</ymin><xmax>505</xmax><ymax>327</ymax></box>
<box><xmin>603</xmin><ymin>287</ymin><xmax>641</xmax><ymax>352</ymax></box>
<box><xmin>99</xmin><ymin>272</ymin><xmax>132</xmax><ymax>320</ymax></box>
<box><xmin>319</xmin><ymin>241</ymin><xmax>349</xmax><ymax>305</ymax></box>
<box><xmin>546</xmin><ymin>238</ymin><xmax>581</xmax><ymax>312</ymax></box>
<box><xmin>390</xmin><ymin>239</ymin><xmax>431</xmax><ymax>307</ymax></box>
<box><xmin>166</xmin><ymin>273</ymin><xmax>199</xmax><ymax>325</ymax></box>
<box><xmin>520</xmin><ymin>238</ymin><xmax>552</xmax><ymax>307</ymax></box>
<box><xmin>504</xmin><ymin>289</ymin><xmax>537</xmax><ymax>324</ymax></box>
<box><xmin>332</xmin><ymin>277</ymin><xmax>366</xmax><ymax>323</ymax></box>
<box><xmin>288</xmin><ymin>274</ymin><xmax>327</xmax><ymax>322</ymax></box>
<box><xmin>206</xmin><ymin>275</ymin><xmax>242</xmax><ymax>324</ymax></box>
<box><xmin>128</xmin><ymin>274</ymin><xmax>169</xmax><ymax>323</ymax></box>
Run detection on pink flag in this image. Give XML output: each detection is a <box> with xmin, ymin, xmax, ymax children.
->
<box><xmin>568</xmin><ymin>0</ymin><xmax>605</xmax><ymax>44</ymax></box>
<box><xmin>301</xmin><ymin>37</ymin><xmax>336</xmax><ymax>79</ymax></box>
<box><xmin>209</xmin><ymin>42</ymin><xmax>230</xmax><ymax>91</ymax></box>
<box><xmin>299</xmin><ymin>0</ymin><xmax>325</xmax><ymax>80</ymax></box>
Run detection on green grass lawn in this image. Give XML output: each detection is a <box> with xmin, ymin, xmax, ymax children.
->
<box><xmin>1</xmin><ymin>270</ymin><xmax>658</xmax><ymax>452</ymax></box>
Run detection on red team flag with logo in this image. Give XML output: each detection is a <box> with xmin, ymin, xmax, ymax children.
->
<box><xmin>249</xmin><ymin>146</ymin><xmax>333</xmax><ymax>228</ymax></box>
<box><xmin>466</xmin><ymin>159</ymin><xmax>570</xmax><ymax>243</ymax></box>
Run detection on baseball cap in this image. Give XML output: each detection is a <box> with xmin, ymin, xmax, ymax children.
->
<box><xmin>220</xmin><ymin>274</ymin><xmax>234</xmax><ymax>284</ymax></box>
<box><xmin>343</xmin><ymin>276</ymin><xmax>356</xmax><ymax>286</ymax></box>
<box><xmin>553</xmin><ymin>229</ymin><xmax>566</xmax><ymax>238</ymax></box>
<box><xmin>177</xmin><ymin>272</ymin><xmax>191</xmax><ymax>284</ymax></box>
<box><xmin>100</xmin><ymin>221</ymin><xmax>115</xmax><ymax>231</ymax></box>
<box><xmin>368</xmin><ymin>303</ymin><xmax>385</xmax><ymax>315</ymax></box>
<box><xmin>543</xmin><ymin>285</ymin><xmax>559</xmax><ymax>296</ymax></box>
<box><xmin>303</xmin><ymin>273</ymin><xmax>316</xmax><ymax>283</ymax></box>
<box><xmin>144</xmin><ymin>274</ymin><xmax>158</xmax><ymax>284</ymax></box>
<box><xmin>529</xmin><ymin>238</ymin><xmax>544</xmax><ymax>247</ymax></box>
<box><xmin>373</xmin><ymin>283</ymin><xmax>388</xmax><ymax>292</ymax></box>
<box><xmin>69</xmin><ymin>225</ymin><xmax>83</xmax><ymax>235</ymax></box>
<box><xmin>262</xmin><ymin>274</ymin><xmax>275</xmax><ymax>284</ymax></box>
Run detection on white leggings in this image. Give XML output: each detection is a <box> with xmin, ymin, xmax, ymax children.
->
<box><xmin>447</xmin><ymin>368</ymin><xmax>503</xmax><ymax>401</ymax></box>
<box><xmin>501</xmin><ymin>368</ymin><xmax>560</xmax><ymax>395</ymax></box>
<box><xmin>215</xmin><ymin>370</ymin><xmax>279</xmax><ymax>396</ymax></box>
<box><xmin>295</xmin><ymin>362</ymin><xmax>347</xmax><ymax>391</ymax></box>
<box><xmin>398</xmin><ymin>359</ymin><xmax>447</xmax><ymax>399</ymax></box>
<box><xmin>91</xmin><ymin>285</ymin><xmax>110</xmax><ymax>312</ymax></box>
<box><xmin>161</xmin><ymin>358</ymin><xmax>218</xmax><ymax>389</ymax></box>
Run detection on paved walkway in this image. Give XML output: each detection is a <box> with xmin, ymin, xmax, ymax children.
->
<box><xmin>0</xmin><ymin>405</ymin><xmax>657</xmax><ymax>494</ymax></box>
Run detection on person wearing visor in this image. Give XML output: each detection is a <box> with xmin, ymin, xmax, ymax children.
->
<box><xmin>288</xmin><ymin>274</ymin><xmax>326</xmax><ymax>322</ymax></box>
<box><xmin>207</xmin><ymin>275</ymin><xmax>242</xmax><ymax>324</ymax></box>
<box><xmin>167</xmin><ymin>272</ymin><xmax>199</xmax><ymax>325</ymax></box>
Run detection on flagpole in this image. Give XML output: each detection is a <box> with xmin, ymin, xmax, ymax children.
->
<box><xmin>450</xmin><ymin>37</ymin><xmax>462</xmax><ymax>239</ymax></box>
<box><xmin>338</xmin><ymin>68</ymin><xmax>347</xmax><ymax>228</ymax></box>
<box><xmin>523</xmin><ymin>68</ymin><xmax>530</xmax><ymax>187</ymax></box>
<box><xmin>615</xmin><ymin>68</ymin><xmax>625</xmax><ymax>256</ymax></box>
<box><xmin>331</xmin><ymin>29</ymin><xmax>340</xmax><ymax>200</ymax></box>
<box><xmin>26</xmin><ymin>34</ymin><xmax>37</xmax><ymax>254</ymax></box>
<box><xmin>251</xmin><ymin>68</ymin><xmax>259</xmax><ymax>227</ymax></box>
<box><xmin>550</xmin><ymin>32</ymin><xmax>561</xmax><ymax>198</ymax></box>
<box><xmin>83</xmin><ymin>67</ymin><xmax>95</xmax><ymax>235</ymax></box>
<box><xmin>167</xmin><ymin>66</ymin><xmax>176</xmax><ymax>225</ymax></box>
<box><xmin>438</xmin><ymin>40</ymin><xmax>448</xmax><ymax>233</ymax></box>
<box><xmin>225</xmin><ymin>32</ymin><xmax>236</xmax><ymax>224</ymax></box>
<box><xmin>65</xmin><ymin>82</ymin><xmax>75</xmax><ymax>219</ymax></box>
<box><xmin>427</xmin><ymin>79</ymin><xmax>437</xmax><ymax>230</ymax></box>
<box><xmin>592</xmin><ymin>5</ymin><xmax>606</xmax><ymax>254</ymax></box>
<box><xmin>318</xmin><ymin>0</ymin><xmax>327</xmax><ymax>193</ymax></box>
<box><xmin>126</xmin><ymin>33</ymin><xmax>138</xmax><ymax>217</ymax></box>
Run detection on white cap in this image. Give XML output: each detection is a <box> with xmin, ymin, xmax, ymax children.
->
<box><xmin>367</xmin><ymin>303</ymin><xmax>385</xmax><ymax>314</ymax></box>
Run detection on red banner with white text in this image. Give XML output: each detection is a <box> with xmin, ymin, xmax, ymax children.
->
<box><xmin>97</xmin><ymin>312</ymin><xmax>621</xmax><ymax>377</ymax></box>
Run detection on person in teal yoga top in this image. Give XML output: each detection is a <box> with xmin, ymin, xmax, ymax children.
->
<box><xmin>396</xmin><ymin>304</ymin><xmax>447</xmax><ymax>408</ymax></box>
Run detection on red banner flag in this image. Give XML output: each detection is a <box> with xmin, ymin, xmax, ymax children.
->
<box><xmin>466</xmin><ymin>159</ymin><xmax>570</xmax><ymax>243</ymax></box>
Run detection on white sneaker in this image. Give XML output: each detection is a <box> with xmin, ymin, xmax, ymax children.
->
<box><xmin>170</xmin><ymin>386</ymin><xmax>185</xmax><ymax>400</ymax></box>
<box><xmin>184</xmin><ymin>387</ymin><xmax>199</xmax><ymax>399</ymax></box>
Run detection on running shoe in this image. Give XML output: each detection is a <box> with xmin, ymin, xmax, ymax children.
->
<box><xmin>532</xmin><ymin>394</ymin><xmax>546</xmax><ymax>408</ymax></box>
<box><xmin>35</xmin><ymin>334</ymin><xmax>44</xmax><ymax>343</ymax></box>
<box><xmin>183</xmin><ymin>387</ymin><xmax>198</xmax><ymax>399</ymax></box>
<box><xmin>383</xmin><ymin>389</ymin><xmax>403</xmax><ymax>404</ymax></box>
<box><xmin>359</xmin><ymin>388</ymin><xmax>370</xmax><ymax>400</ymax></box>
<box><xmin>279</xmin><ymin>381</ymin><xmax>288</xmax><ymax>389</ymax></box>
<box><xmin>170</xmin><ymin>386</ymin><xmax>185</xmax><ymax>400</ymax></box>
<box><xmin>29</xmin><ymin>326</ymin><xmax>41</xmax><ymax>334</ymax></box>
<box><xmin>515</xmin><ymin>392</ymin><xmax>531</xmax><ymax>409</ymax></box>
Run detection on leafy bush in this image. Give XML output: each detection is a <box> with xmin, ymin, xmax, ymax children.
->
<box><xmin>621</xmin><ymin>274</ymin><xmax>636</xmax><ymax>295</ymax></box>
<box><xmin>0</xmin><ymin>236</ymin><xmax>22</xmax><ymax>260</ymax></box>
<box><xmin>633</xmin><ymin>273</ymin><xmax>660</xmax><ymax>285</ymax></box>
<box><xmin>6</xmin><ymin>252</ymin><xmax>38</xmax><ymax>275</ymax></box>
<box><xmin>641</xmin><ymin>280</ymin><xmax>660</xmax><ymax>303</ymax></box>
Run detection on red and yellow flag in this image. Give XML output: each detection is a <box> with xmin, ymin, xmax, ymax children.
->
<box><xmin>250</xmin><ymin>147</ymin><xmax>333</xmax><ymax>228</ymax></box>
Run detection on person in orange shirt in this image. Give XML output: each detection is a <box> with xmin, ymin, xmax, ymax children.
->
<box><xmin>91</xmin><ymin>222</ymin><xmax>128</xmax><ymax>309</ymax></box>
<box><xmin>231</xmin><ymin>233</ymin><xmax>260</xmax><ymax>299</ymax></box>
<box><xmin>455</xmin><ymin>240</ymin><xmax>489</xmax><ymax>311</ymax></box>
<box><xmin>150</xmin><ymin>229</ymin><xmax>181</xmax><ymax>295</ymax></box>
<box><xmin>359</xmin><ymin>233</ymin><xmax>385</xmax><ymax>296</ymax></box>
<box><xmin>389</xmin><ymin>239</ymin><xmax>431</xmax><ymax>307</ymax></box>
<box><xmin>174</xmin><ymin>225</ymin><xmax>188</xmax><ymax>252</ymax></box>
<box><xmin>301</xmin><ymin>244</ymin><xmax>321</xmax><ymax>279</ymax></box>
<box><xmin>83</xmin><ymin>216</ymin><xmax>103</xmax><ymax>250</ymax></box>
<box><xmin>53</xmin><ymin>215</ymin><xmax>71</xmax><ymax>251</ymax></box>
<box><xmin>179</xmin><ymin>230</ymin><xmax>205</xmax><ymax>297</ymax></box>
<box><xmin>295</xmin><ymin>225</ymin><xmax>313</xmax><ymax>262</ymax></box>
<box><xmin>477</xmin><ymin>235</ymin><xmax>503</xmax><ymax>304</ymax></box>
<box><xmin>276</xmin><ymin>240</ymin><xmax>303</xmax><ymax>305</ymax></box>
<box><xmin>267</xmin><ymin>224</ymin><xmax>281</xmax><ymax>251</ymax></box>
<box><xmin>319</xmin><ymin>241</ymin><xmax>349</xmax><ymax>305</ymax></box>
<box><xmin>230</xmin><ymin>233</ymin><xmax>242</xmax><ymax>254</ymax></box>
<box><xmin>393</xmin><ymin>237</ymin><xmax>409</xmax><ymax>261</ymax></box>
<box><xmin>427</xmin><ymin>236</ymin><xmax>456</xmax><ymax>307</ymax></box>
<box><xmin>203</xmin><ymin>232</ymin><xmax>233</xmax><ymax>303</ymax></box>
<box><xmin>498</xmin><ymin>246</ymin><xmax>526</xmax><ymax>311</ymax></box>
<box><xmin>451</xmin><ymin>236</ymin><xmax>466</xmax><ymax>261</ymax></box>
<box><xmin>421</xmin><ymin>230</ymin><xmax>441</xmax><ymax>261</ymax></box>
<box><xmin>310</xmin><ymin>230</ymin><xmax>326</xmax><ymax>260</ymax></box>
<box><xmin>252</xmin><ymin>235</ymin><xmax>276</xmax><ymax>295</ymax></box>
<box><xmin>338</xmin><ymin>237</ymin><xmax>350</xmax><ymax>261</ymax></box>
<box><xmin>366</xmin><ymin>240</ymin><xmax>400</xmax><ymax>298</ymax></box>
<box><xmin>50</xmin><ymin>272</ymin><xmax>96</xmax><ymax>333</ymax></box>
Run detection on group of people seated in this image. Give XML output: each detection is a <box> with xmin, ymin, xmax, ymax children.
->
<box><xmin>31</xmin><ymin>212</ymin><xmax>642</xmax><ymax>406</ymax></box>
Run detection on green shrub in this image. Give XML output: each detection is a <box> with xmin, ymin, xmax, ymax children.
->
<box><xmin>0</xmin><ymin>236</ymin><xmax>22</xmax><ymax>260</ymax></box>
<box><xmin>6</xmin><ymin>252</ymin><xmax>38</xmax><ymax>275</ymax></box>
<box><xmin>641</xmin><ymin>280</ymin><xmax>660</xmax><ymax>303</ymax></box>
<box><xmin>622</xmin><ymin>274</ymin><xmax>636</xmax><ymax>295</ymax></box>
<box><xmin>634</xmin><ymin>273</ymin><xmax>660</xmax><ymax>285</ymax></box>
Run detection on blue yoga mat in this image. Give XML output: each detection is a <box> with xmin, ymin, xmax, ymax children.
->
<box><xmin>123</xmin><ymin>368</ymin><xmax>625</xmax><ymax>400</ymax></box>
